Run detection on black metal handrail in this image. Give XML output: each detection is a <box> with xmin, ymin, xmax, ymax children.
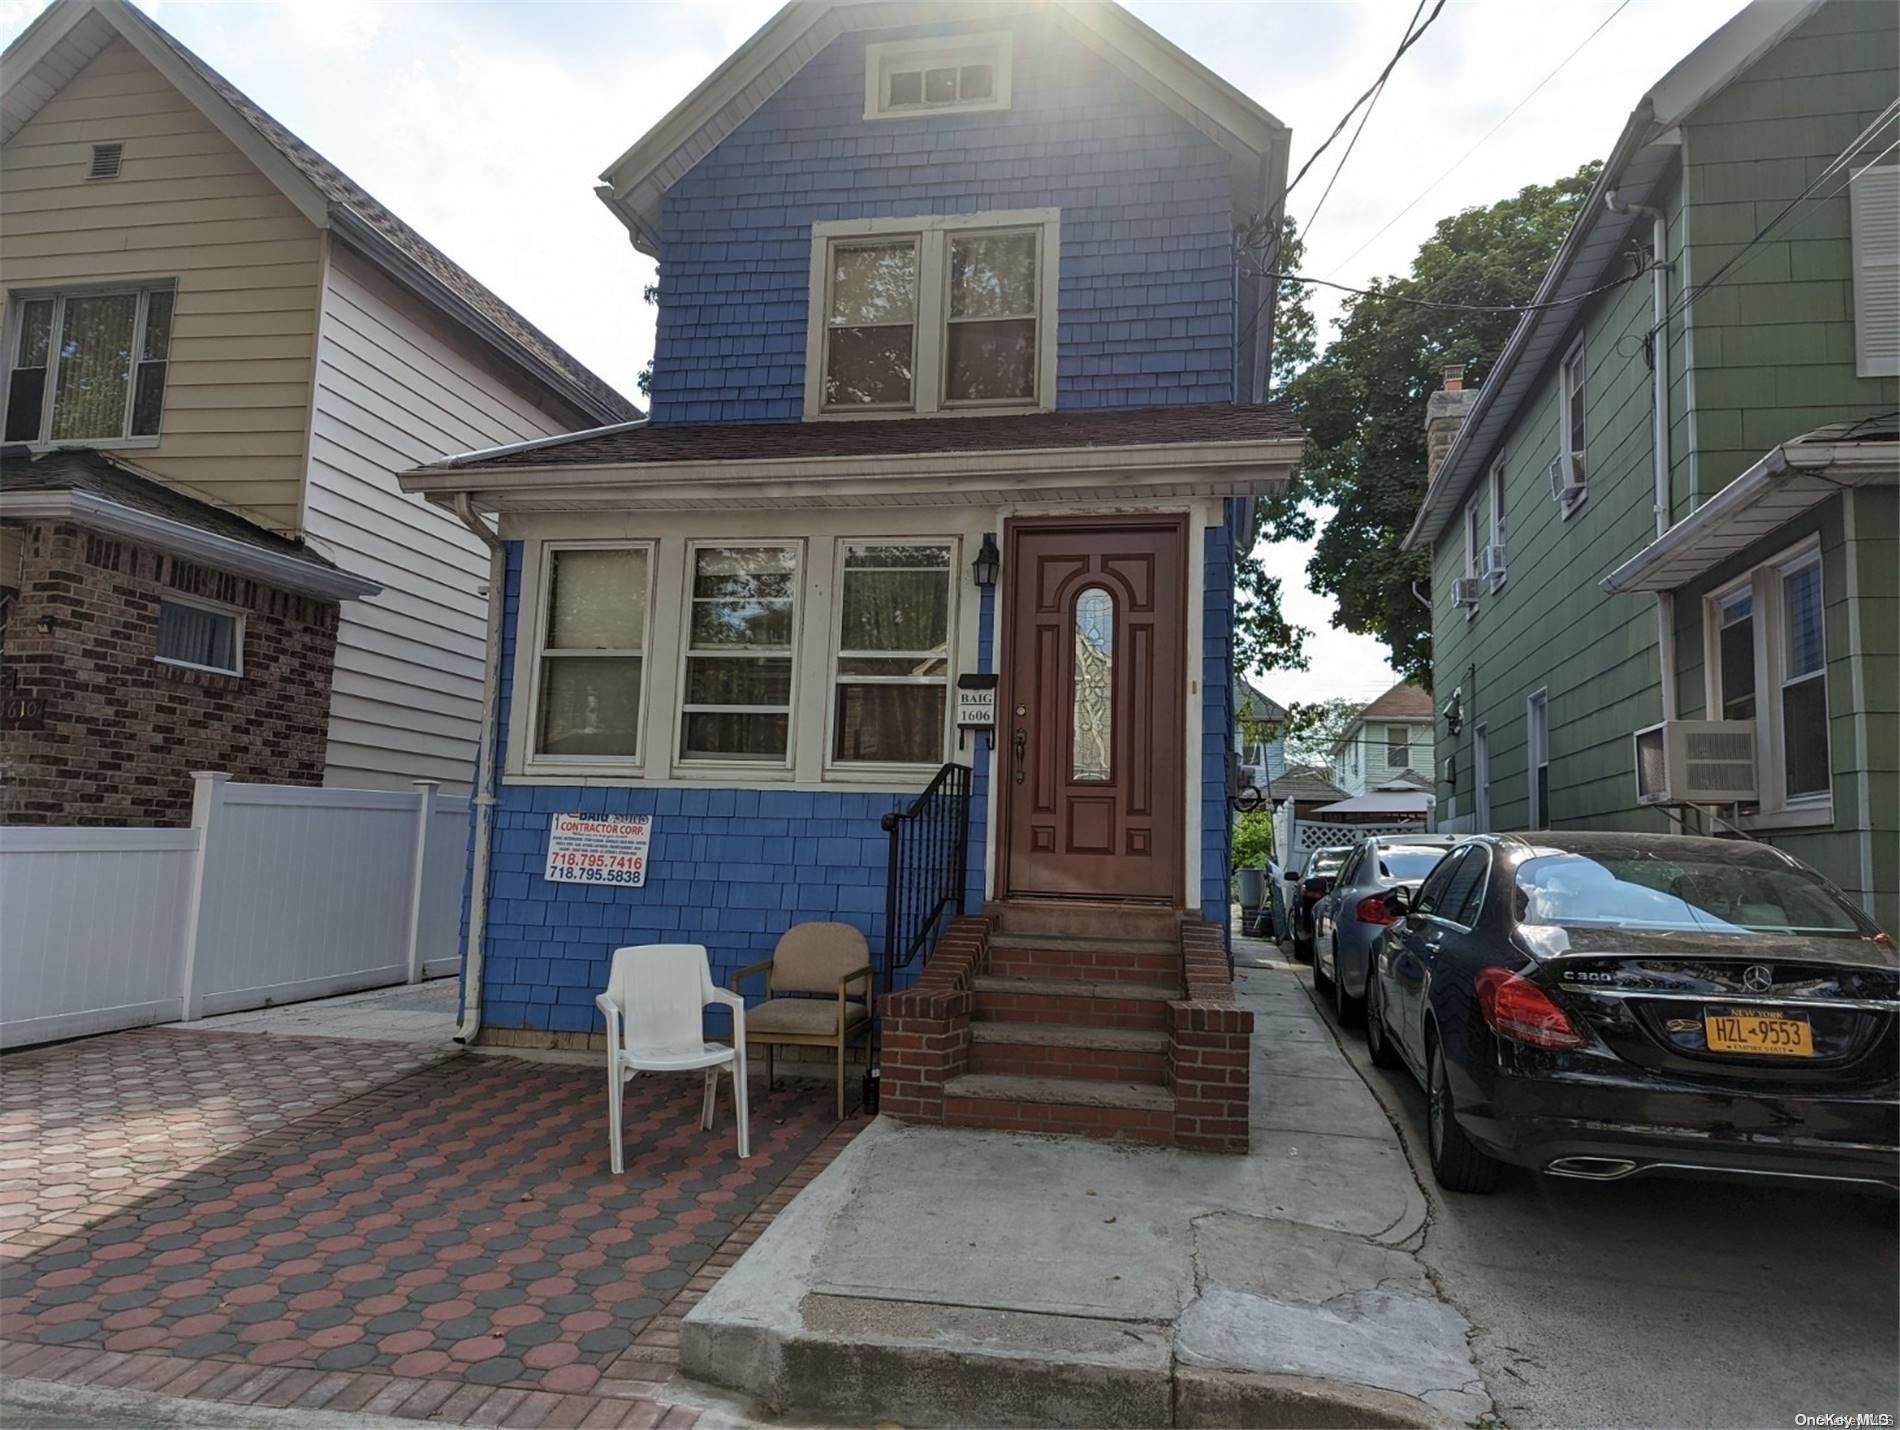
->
<box><xmin>879</xmin><ymin>761</ymin><xmax>973</xmax><ymax>1002</ymax></box>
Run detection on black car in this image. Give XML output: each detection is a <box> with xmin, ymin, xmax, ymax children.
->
<box><xmin>1366</xmin><ymin>832</ymin><xmax>1897</xmax><ymax>1194</ymax></box>
<box><xmin>1287</xmin><ymin>845</ymin><xmax>1352</xmax><ymax>962</ymax></box>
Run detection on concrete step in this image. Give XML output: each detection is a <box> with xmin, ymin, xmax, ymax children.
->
<box><xmin>969</xmin><ymin>1021</ymin><xmax>1170</xmax><ymax>1084</ymax></box>
<box><xmin>972</xmin><ymin>974</ymin><xmax>1181</xmax><ymax>1032</ymax></box>
<box><xmin>987</xmin><ymin>899</ymin><xmax>1184</xmax><ymax>943</ymax></box>
<box><xmin>943</xmin><ymin>1071</ymin><xmax>1175</xmax><ymax>1143</ymax></box>
<box><xmin>987</xmin><ymin>932</ymin><xmax>1182</xmax><ymax>985</ymax></box>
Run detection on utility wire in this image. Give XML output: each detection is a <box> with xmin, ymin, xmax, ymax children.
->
<box><xmin>1253</xmin><ymin>265</ymin><xmax>1657</xmax><ymax>315</ymax></box>
<box><xmin>1325</xmin><ymin>0</ymin><xmax>1635</xmax><ymax>279</ymax></box>
<box><xmin>1651</xmin><ymin>100</ymin><xmax>1899</xmax><ymax>337</ymax></box>
<box><xmin>1302</xmin><ymin>0</ymin><xmax>1429</xmax><ymax>243</ymax></box>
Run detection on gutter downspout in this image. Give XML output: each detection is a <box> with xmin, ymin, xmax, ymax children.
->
<box><xmin>1607</xmin><ymin>190</ymin><xmax>1679</xmax><ymax>826</ymax></box>
<box><xmin>452</xmin><ymin>492</ymin><xmax>505</xmax><ymax>1045</ymax></box>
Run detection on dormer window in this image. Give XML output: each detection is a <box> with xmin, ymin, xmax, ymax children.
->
<box><xmin>806</xmin><ymin>210</ymin><xmax>1058</xmax><ymax>420</ymax></box>
<box><xmin>865</xmin><ymin>33</ymin><xmax>1012</xmax><ymax>120</ymax></box>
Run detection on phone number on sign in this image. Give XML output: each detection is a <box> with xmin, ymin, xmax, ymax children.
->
<box><xmin>548</xmin><ymin>851</ymin><xmax>645</xmax><ymax>880</ymax></box>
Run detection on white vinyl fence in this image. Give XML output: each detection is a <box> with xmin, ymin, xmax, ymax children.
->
<box><xmin>0</xmin><ymin>774</ymin><xmax>468</xmax><ymax>1049</ymax></box>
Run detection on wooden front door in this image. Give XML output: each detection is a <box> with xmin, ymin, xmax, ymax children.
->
<box><xmin>1001</xmin><ymin>515</ymin><xmax>1187</xmax><ymax>902</ymax></box>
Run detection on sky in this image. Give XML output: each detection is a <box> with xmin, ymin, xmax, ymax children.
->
<box><xmin>1</xmin><ymin>0</ymin><xmax>1748</xmax><ymax>709</ymax></box>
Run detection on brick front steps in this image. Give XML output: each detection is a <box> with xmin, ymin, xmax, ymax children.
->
<box><xmin>879</xmin><ymin>901</ymin><xmax>1252</xmax><ymax>1151</ymax></box>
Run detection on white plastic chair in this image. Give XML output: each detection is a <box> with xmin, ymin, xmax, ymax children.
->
<box><xmin>595</xmin><ymin>944</ymin><xmax>750</xmax><ymax>1170</ymax></box>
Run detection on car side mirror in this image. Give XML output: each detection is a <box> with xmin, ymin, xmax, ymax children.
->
<box><xmin>1284</xmin><ymin>871</ymin><xmax>1301</xmax><ymax>883</ymax></box>
<box><xmin>1384</xmin><ymin>887</ymin><xmax>1410</xmax><ymax>915</ymax></box>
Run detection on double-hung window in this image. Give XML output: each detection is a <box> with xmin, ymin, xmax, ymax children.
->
<box><xmin>1386</xmin><ymin>723</ymin><xmax>1410</xmax><ymax>769</ymax></box>
<box><xmin>681</xmin><ymin>544</ymin><xmax>800</xmax><ymax>763</ymax></box>
<box><xmin>5</xmin><ymin>283</ymin><xmax>175</xmax><ymax>444</ymax></box>
<box><xmin>532</xmin><ymin>545</ymin><xmax>650</xmax><ymax>760</ymax></box>
<box><xmin>156</xmin><ymin>598</ymin><xmax>241</xmax><ymax>676</ymax></box>
<box><xmin>808</xmin><ymin>210</ymin><xmax>1058</xmax><ymax>418</ymax></box>
<box><xmin>1704</xmin><ymin>540</ymin><xmax>1832</xmax><ymax>819</ymax></box>
<box><xmin>831</xmin><ymin>542</ymin><xmax>954</xmax><ymax>765</ymax></box>
<box><xmin>1554</xmin><ymin>341</ymin><xmax>1587</xmax><ymax>513</ymax></box>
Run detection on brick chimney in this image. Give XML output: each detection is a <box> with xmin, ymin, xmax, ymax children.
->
<box><xmin>1426</xmin><ymin>363</ymin><xmax>1476</xmax><ymax>480</ymax></box>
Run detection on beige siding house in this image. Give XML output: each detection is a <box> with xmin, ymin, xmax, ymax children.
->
<box><xmin>1</xmin><ymin>0</ymin><xmax>637</xmax><ymax>792</ymax></box>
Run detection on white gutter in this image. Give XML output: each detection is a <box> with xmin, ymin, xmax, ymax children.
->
<box><xmin>1604</xmin><ymin>191</ymin><xmax>1677</xmax><ymax>759</ymax></box>
<box><xmin>451</xmin><ymin>492</ymin><xmax>505</xmax><ymax>1046</ymax></box>
<box><xmin>0</xmin><ymin>488</ymin><xmax>381</xmax><ymax>601</ymax></box>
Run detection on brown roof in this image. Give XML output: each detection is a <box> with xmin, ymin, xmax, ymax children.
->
<box><xmin>429</xmin><ymin>402</ymin><xmax>1302</xmax><ymax>471</ymax></box>
<box><xmin>1267</xmin><ymin>765</ymin><xmax>1346</xmax><ymax>805</ymax></box>
<box><xmin>2</xmin><ymin>446</ymin><xmax>338</xmax><ymax>573</ymax></box>
<box><xmin>109</xmin><ymin>5</ymin><xmax>637</xmax><ymax>425</ymax></box>
<box><xmin>1357</xmin><ymin>680</ymin><xmax>1434</xmax><ymax>722</ymax></box>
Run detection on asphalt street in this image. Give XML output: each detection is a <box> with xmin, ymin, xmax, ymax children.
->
<box><xmin>1276</xmin><ymin>949</ymin><xmax>1900</xmax><ymax>1428</ymax></box>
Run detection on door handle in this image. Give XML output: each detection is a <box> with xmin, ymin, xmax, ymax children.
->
<box><xmin>1013</xmin><ymin>726</ymin><xmax>1027</xmax><ymax>783</ymax></box>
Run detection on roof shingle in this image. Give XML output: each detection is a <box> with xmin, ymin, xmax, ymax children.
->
<box><xmin>430</xmin><ymin>402</ymin><xmax>1302</xmax><ymax>472</ymax></box>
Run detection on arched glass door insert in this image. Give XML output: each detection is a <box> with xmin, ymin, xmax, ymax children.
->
<box><xmin>1072</xmin><ymin>586</ymin><xmax>1113</xmax><ymax>781</ymax></box>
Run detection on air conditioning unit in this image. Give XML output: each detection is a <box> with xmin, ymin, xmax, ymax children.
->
<box><xmin>1633</xmin><ymin>720</ymin><xmax>1758</xmax><ymax>805</ymax></box>
<box><xmin>1479</xmin><ymin>543</ymin><xmax>1507</xmax><ymax>586</ymax></box>
<box><xmin>1549</xmin><ymin>451</ymin><xmax>1587</xmax><ymax>507</ymax></box>
<box><xmin>1452</xmin><ymin>576</ymin><xmax>1482</xmax><ymax>609</ymax></box>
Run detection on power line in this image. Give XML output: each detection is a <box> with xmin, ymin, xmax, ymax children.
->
<box><xmin>1651</xmin><ymin>102</ymin><xmax>1899</xmax><ymax>337</ymax></box>
<box><xmin>1325</xmin><ymin>0</ymin><xmax>1634</xmax><ymax>280</ymax></box>
<box><xmin>1303</xmin><ymin>0</ymin><xmax>1428</xmax><ymax>243</ymax></box>
<box><xmin>1260</xmin><ymin>265</ymin><xmax>1656</xmax><ymax>315</ymax></box>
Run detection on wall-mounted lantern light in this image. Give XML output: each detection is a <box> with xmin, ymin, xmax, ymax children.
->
<box><xmin>971</xmin><ymin>533</ymin><xmax>1000</xmax><ymax>590</ymax></box>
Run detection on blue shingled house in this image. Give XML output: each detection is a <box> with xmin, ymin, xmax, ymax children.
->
<box><xmin>402</xmin><ymin>0</ymin><xmax>1300</xmax><ymax>1139</ymax></box>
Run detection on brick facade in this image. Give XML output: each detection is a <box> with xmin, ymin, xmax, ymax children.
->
<box><xmin>1169</xmin><ymin>920</ymin><xmax>1253</xmax><ymax>1152</ymax></box>
<box><xmin>0</xmin><ymin>520</ymin><xmax>338</xmax><ymax>826</ymax></box>
<box><xmin>651</xmin><ymin>12</ymin><xmax>1239</xmax><ymax>423</ymax></box>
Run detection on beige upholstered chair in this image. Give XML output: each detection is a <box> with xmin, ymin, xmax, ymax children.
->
<box><xmin>730</xmin><ymin>922</ymin><xmax>873</xmax><ymax>1119</ymax></box>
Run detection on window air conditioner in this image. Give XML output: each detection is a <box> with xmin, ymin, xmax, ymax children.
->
<box><xmin>1452</xmin><ymin>576</ymin><xmax>1482</xmax><ymax>609</ymax></box>
<box><xmin>1479</xmin><ymin>543</ymin><xmax>1507</xmax><ymax>586</ymax></box>
<box><xmin>1549</xmin><ymin>451</ymin><xmax>1587</xmax><ymax>506</ymax></box>
<box><xmin>1633</xmin><ymin>720</ymin><xmax>1758</xmax><ymax>805</ymax></box>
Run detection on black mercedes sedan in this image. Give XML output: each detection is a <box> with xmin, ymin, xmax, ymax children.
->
<box><xmin>1365</xmin><ymin>832</ymin><xmax>1897</xmax><ymax>1194</ymax></box>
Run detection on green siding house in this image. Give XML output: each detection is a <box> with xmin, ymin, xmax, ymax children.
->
<box><xmin>1407</xmin><ymin>0</ymin><xmax>1898</xmax><ymax>930</ymax></box>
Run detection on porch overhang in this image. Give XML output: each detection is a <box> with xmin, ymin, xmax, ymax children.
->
<box><xmin>399</xmin><ymin>437</ymin><xmax>1303</xmax><ymax>514</ymax></box>
<box><xmin>1600</xmin><ymin>430</ymin><xmax>1898</xmax><ymax>594</ymax></box>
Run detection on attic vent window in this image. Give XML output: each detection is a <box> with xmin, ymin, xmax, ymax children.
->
<box><xmin>865</xmin><ymin>33</ymin><xmax>1011</xmax><ymax>120</ymax></box>
<box><xmin>88</xmin><ymin>143</ymin><xmax>124</xmax><ymax>180</ymax></box>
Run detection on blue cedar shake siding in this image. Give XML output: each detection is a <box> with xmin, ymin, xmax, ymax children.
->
<box><xmin>1200</xmin><ymin>503</ymin><xmax>1240</xmax><ymax>940</ymax></box>
<box><xmin>476</xmin><ymin>543</ymin><xmax>997</xmax><ymax>1037</ymax></box>
<box><xmin>648</xmin><ymin>14</ymin><xmax>1240</xmax><ymax>423</ymax></box>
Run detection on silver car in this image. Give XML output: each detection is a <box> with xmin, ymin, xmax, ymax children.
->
<box><xmin>1313</xmin><ymin>835</ymin><xmax>1462</xmax><ymax>1024</ymax></box>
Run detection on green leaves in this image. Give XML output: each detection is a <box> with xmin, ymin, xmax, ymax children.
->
<box><xmin>1236</xmin><ymin>162</ymin><xmax>1603</xmax><ymax>691</ymax></box>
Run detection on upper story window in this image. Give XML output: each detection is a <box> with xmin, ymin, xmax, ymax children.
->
<box><xmin>864</xmin><ymin>33</ymin><xmax>1012</xmax><ymax>121</ymax></box>
<box><xmin>1553</xmin><ymin>339</ymin><xmax>1587</xmax><ymax>516</ymax></box>
<box><xmin>5</xmin><ymin>283</ymin><xmax>174</xmax><ymax>446</ymax></box>
<box><xmin>807</xmin><ymin>210</ymin><xmax>1058</xmax><ymax>420</ymax></box>
<box><xmin>1386</xmin><ymin>723</ymin><xmax>1410</xmax><ymax>768</ymax></box>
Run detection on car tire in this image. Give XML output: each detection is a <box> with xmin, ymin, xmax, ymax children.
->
<box><xmin>1332</xmin><ymin>942</ymin><xmax>1362</xmax><ymax>1027</ymax></box>
<box><xmin>1365</xmin><ymin>970</ymin><xmax>1401</xmax><ymax>1068</ymax></box>
<box><xmin>1292</xmin><ymin>925</ymin><xmax>1314</xmax><ymax>963</ymax></box>
<box><xmin>1427</xmin><ymin>1039</ymin><xmax>1500</xmax><ymax>1194</ymax></box>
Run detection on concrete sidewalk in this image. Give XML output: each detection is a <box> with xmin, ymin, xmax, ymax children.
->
<box><xmin>680</xmin><ymin>953</ymin><xmax>1491</xmax><ymax>1427</ymax></box>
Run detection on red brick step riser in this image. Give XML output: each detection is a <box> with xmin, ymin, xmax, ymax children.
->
<box><xmin>972</xmin><ymin>989</ymin><xmax>1172</xmax><ymax>1031</ymax></box>
<box><xmin>987</xmin><ymin>949</ymin><xmax>1182</xmax><ymax>983</ymax></box>
<box><xmin>967</xmin><ymin>1040</ymin><xmax>1170</xmax><ymax>1084</ymax></box>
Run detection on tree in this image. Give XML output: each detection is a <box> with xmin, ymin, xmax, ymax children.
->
<box><xmin>1238</xmin><ymin>163</ymin><xmax>1604</xmax><ymax>689</ymax></box>
<box><xmin>636</xmin><ymin>283</ymin><xmax>658</xmax><ymax>398</ymax></box>
<box><xmin>1278</xmin><ymin>696</ymin><xmax>1363</xmax><ymax>770</ymax></box>
<box><xmin>1232</xmin><ymin>807</ymin><xmax>1275</xmax><ymax>871</ymax></box>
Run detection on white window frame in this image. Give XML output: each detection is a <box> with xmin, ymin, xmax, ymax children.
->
<box><xmin>825</xmin><ymin>537</ymin><xmax>959</xmax><ymax>771</ymax></box>
<box><xmin>1701</xmin><ymin>534</ymin><xmax>1833</xmax><ymax>828</ymax></box>
<box><xmin>2</xmin><ymin>280</ymin><xmax>176</xmax><ymax>449</ymax></box>
<box><xmin>523</xmin><ymin>540</ymin><xmax>655</xmax><ymax>773</ymax></box>
<box><xmin>1487</xmin><ymin>460</ymin><xmax>1507</xmax><ymax>589</ymax></box>
<box><xmin>864</xmin><ymin>32</ymin><xmax>1013</xmax><ymax>121</ymax></box>
<box><xmin>155</xmin><ymin>595</ymin><xmax>243</xmax><ymax>678</ymax></box>
<box><xmin>1527</xmin><ymin>688</ymin><xmax>1549</xmax><ymax>828</ymax></box>
<box><xmin>1557</xmin><ymin>338</ymin><xmax>1587</xmax><ymax>518</ymax></box>
<box><xmin>676</xmin><ymin>539</ymin><xmax>805</xmax><ymax>771</ymax></box>
<box><xmin>803</xmin><ymin>209</ymin><xmax>1060</xmax><ymax>421</ymax></box>
<box><xmin>1463</xmin><ymin>500</ymin><xmax>1481</xmax><ymax>619</ymax></box>
<box><xmin>1849</xmin><ymin>163</ymin><xmax>1899</xmax><ymax>378</ymax></box>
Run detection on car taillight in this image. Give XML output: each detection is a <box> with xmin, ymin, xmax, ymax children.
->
<box><xmin>1476</xmin><ymin>968</ymin><xmax>1583</xmax><ymax>1050</ymax></box>
<box><xmin>1355</xmin><ymin>896</ymin><xmax>1396</xmax><ymax>926</ymax></box>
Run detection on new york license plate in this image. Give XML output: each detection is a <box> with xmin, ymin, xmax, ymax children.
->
<box><xmin>1704</xmin><ymin>1006</ymin><xmax>1814</xmax><ymax>1057</ymax></box>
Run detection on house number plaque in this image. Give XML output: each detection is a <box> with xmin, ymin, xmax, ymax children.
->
<box><xmin>955</xmin><ymin>674</ymin><xmax>998</xmax><ymax>730</ymax></box>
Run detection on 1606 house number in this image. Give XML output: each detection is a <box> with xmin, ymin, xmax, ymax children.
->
<box><xmin>544</xmin><ymin>813</ymin><xmax>652</xmax><ymax>887</ymax></box>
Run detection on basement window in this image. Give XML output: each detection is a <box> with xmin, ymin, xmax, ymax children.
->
<box><xmin>865</xmin><ymin>33</ymin><xmax>1011</xmax><ymax>120</ymax></box>
<box><xmin>157</xmin><ymin>599</ymin><xmax>242</xmax><ymax>677</ymax></box>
